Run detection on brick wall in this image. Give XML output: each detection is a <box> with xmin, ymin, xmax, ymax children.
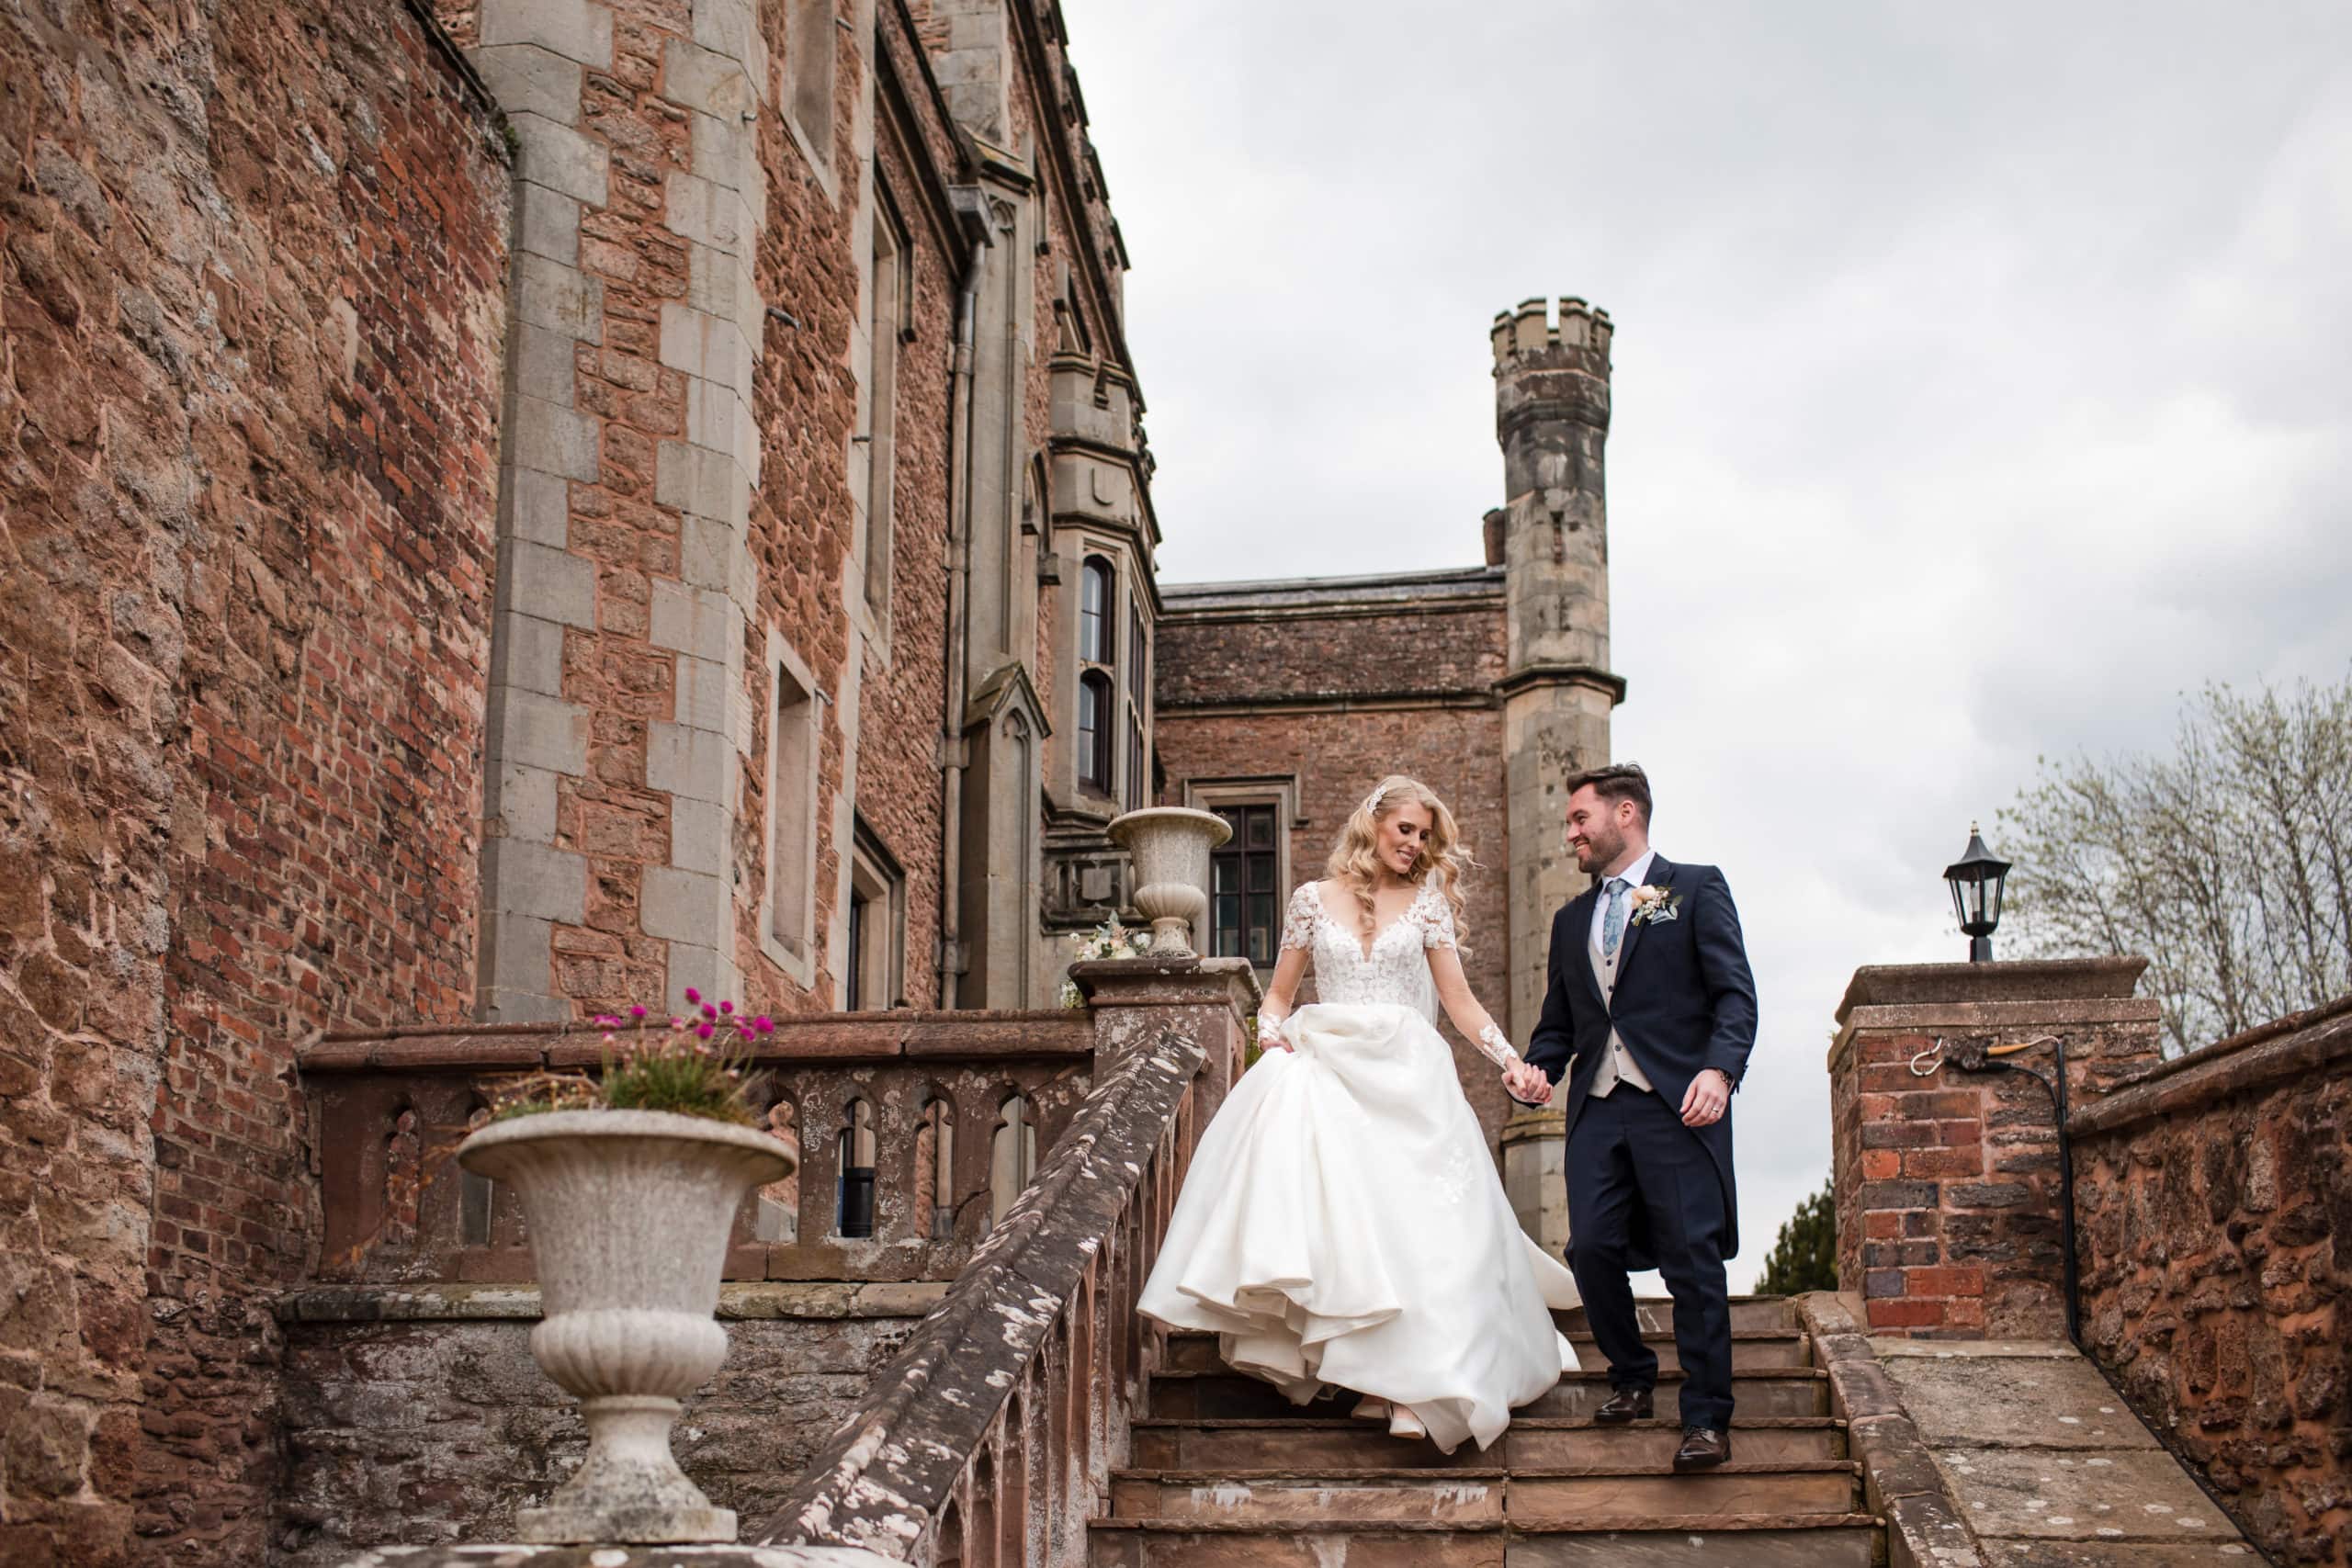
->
<box><xmin>0</xmin><ymin>3</ymin><xmax>511</xmax><ymax>1562</ymax></box>
<box><xmin>2070</xmin><ymin>996</ymin><xmax>2352</xmax><ymax>1567</ymax></box>
<box><xmin>1828</xmin><ymin>961</ymin><xmax>2162</xmax><ymax>1337</ymax></box>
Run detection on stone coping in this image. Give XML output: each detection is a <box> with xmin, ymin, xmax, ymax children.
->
<box><xmin>2069</xmin><ymin>991</ymin><xmax>2352</xmax><ymax>1138</ymax></box>
<box><xmin>277</xmin><ymin>1280</ymin><xmax>952</xmax><ymax>1325</ymax></box>
<box><xmin>337</xmin><ymin>1545</ymin><xmax>898</xmax><ymax>1567</ymax></box>
<box><xmin>301</xmin><ymin>1010</ymin><xmax>1095</xmax><ymax>1072</ymax></box>
<box><xmin>1793</xmin><ymin>1292</ymin><xmax>1986</xmax><ymax>1568</ymax></box>
<box><xmin>752</xmin><ymin>1015</ymin><xmax>1206</xmax><ymax>1552</ymax></box>
<box><xmin>1836</xmin><ymin>958</ymin><xmax>2147</xmax><ymax>1022</ymax></box>
<box><xmin>1827</xmin><ymin>993</ymin><xmax>2163</xmax><ymax>1070</ymax></box>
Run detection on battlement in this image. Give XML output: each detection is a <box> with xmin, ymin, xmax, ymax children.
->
<box><xmin>1491</xmin><ymin>295</ymin><xmax>1613</xmax><ymax>368</ymax></box>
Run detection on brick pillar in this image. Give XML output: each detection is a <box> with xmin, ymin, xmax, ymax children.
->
<box><xmin>1829</xmin><ymin>958</ymin><xmax>2161</xmax><ymax>1337</ymax></box>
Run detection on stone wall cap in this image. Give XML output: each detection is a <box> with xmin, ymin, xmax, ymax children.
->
<box><xmin>277</xmin><ymin>1280</ymin><xmax>951</xmax><ymax>1325</ymax></box>
<box><xmin>1836</xmin><ymin>957</ymin><xmax>2146</xmax><ymax>1021</ymax></box>
<box><xmin>2070</xmin><ymin>990</ymin><xmax>2352</xmax><ymax>1138</ymax></box>
<box><xmin>338</xmin><ymin>1544</ymin><xmax>901</xmax><ymax>1567</ymax></box>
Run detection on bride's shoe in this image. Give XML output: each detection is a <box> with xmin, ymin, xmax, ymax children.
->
<box><xmin>1350</xmin><ymin>1396</ymin><xmax>1389</xmax><ymax>1422</ymax></box>
<box><xmin>1385</xmin><ymin>1404</ymin><xmax>1428</xmax><ymax>1441</ymax></box>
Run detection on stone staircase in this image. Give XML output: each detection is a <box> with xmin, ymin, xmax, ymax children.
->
<box><xmin>1090</xmin><ymin>1296</ymin><xmax>1885</xmax><ymax>1566</ymax></box>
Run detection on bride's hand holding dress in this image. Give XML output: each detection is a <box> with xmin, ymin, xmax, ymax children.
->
<box><xmin>1136</xmin><ymin>876</ymin><xmax>1579</xmax><ymax>1455</ymax></box>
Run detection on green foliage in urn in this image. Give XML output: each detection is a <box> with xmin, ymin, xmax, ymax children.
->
<box><xmin>489</xmin><ymin>989</ymin><xmax>774</xmax><ymax>1124</ymax></box>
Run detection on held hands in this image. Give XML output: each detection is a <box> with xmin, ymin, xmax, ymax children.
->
<box><xmin>1680</xmin><ymin>1067</ymin><xmax>1731</xmax><ymax>1127</ymax></box>
<box><xmin>1503</xmin><ymin>1059</ymin><xmax>1552</xmax><ymax>1105</ymax></box>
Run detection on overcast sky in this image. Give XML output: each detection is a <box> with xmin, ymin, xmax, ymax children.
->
<box><xmin>1060</xmin><ymin>0</ymin><xmax>2352</xmax><ymax>1288</ymax></box>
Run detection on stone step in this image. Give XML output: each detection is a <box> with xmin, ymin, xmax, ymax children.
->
<box><xmin>1555</xmin><ymin>1296</ymin><xmax>1798</xmax><ymax>1336</ymax></box>
<box><xmin>1110</xmin><ymin>1462</ymin><xmax>1862</xmax><ymax>1525</ymax></box>
<box><xmin>1159</xmin><ymin>1329</ymin><xmax>1812</xmax><ymax>1375</ymax></box>
<box><xmin>1146</xmin><ymin>1366</ymin><xmax>1831</xmax><ymax>1422</ymax></box>
<box><xmin>1560</xmin><ymin>1329</ymin><xmax>1811</xmax><ymax>1371</ymax></box>
<box><xmin>1088</xmin><ymin>1514</ymin><xmax>1884</xmax><ymax>1567</ymax></box>
<box><xmin>1129</xmin><ymin>1415</ymin><xmax>1849</xmax><ymax>1472</ymax></box>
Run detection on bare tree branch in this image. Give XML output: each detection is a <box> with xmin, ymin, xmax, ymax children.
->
<box><xmin>1997</xmin><ymin>672</ymin><xmax>2352</xmax><ymax>1056</ymax></box>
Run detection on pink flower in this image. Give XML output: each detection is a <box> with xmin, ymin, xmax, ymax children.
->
<box><xmin>629</xmin><ymin>1005</ymin><xmax>647</xmax><ymax>1019</ymax></box>
<box><xmin>684</xmin><ymin>987</ymin><xmax>701</xmax><ymax>1005</ymax></box>
<box><xmin>696</xmin><ymin>1021</ymin><xmax>715</xmax><ymax>1040</ymax></box>
<box><xmin>718</xmin><ymin>999</ymin><xmax>733</xmax><ymax>1015</ymax></box>
<box><xmin>753</xmin><ymin>1015</ymin><xmax>773</xmax><ymax>1032</ymax></box>
<box><xmin>701</xmin><ymin>1003</ymin><xmax>718</xmax><ymax>1021</ymax></box>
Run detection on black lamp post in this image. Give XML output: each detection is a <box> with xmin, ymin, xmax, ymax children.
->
<box><xmin>1942</xmin><ymin>823</ymin><xmax>2012</xmax><ymax>963</ymax></box>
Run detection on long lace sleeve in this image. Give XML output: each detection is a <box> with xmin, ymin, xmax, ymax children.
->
<box><xmin>1280</xmin><ymin>883</ymin><xmax>1319</xmax><ymax>952</ymax></box>
<box><xmin>1472</xmin><ymin>1021</ymin><xmax>1521</xmax><ymax>1069</ymax></box>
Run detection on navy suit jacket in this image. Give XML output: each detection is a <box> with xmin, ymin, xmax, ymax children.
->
<box><xmin>1522</xmin><ymin>852</ymin><xmax>1759</xmax><ymax>1259</ymax></box>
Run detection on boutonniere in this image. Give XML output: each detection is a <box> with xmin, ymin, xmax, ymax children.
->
<box><xmin>1627</xmin><ymin>885</ymin><xmax>1682</xmax><ymax>926</ymax></box>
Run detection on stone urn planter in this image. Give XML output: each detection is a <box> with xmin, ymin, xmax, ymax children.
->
<box><xmin>1107</xmin><ymin>807</ymin><xmax>1231</xmax><ymax>956</ymax></box>
<box><xmin>457</xmin><ymin>1109</ymin><xmax>794</xmax><ymax>1543</ymax></box>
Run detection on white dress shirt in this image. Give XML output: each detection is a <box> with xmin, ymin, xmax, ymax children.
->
<box><xmin>1588</xmin><ymin>848</ymin><xmax>1658</xmax><ymax>953</ymax></box>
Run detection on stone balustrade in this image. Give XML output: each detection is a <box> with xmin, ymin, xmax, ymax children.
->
<box><xmin>753</xmin><ymin>956</ymin><xmax>1254</xmax><ymax>1566</ymax></box>
<box><xmin>300</xmin><ymin>1010</ymin><xmax>1097</xmax><ymax>1288</ymax></box>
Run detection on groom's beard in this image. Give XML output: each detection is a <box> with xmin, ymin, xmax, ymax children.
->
<box><xmin>1571</xmin><ymin>827</ymin><xmax>1624</xmax><ymax>875</ymax></box>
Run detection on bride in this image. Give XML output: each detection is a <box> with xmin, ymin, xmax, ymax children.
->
<box><xmin>1137</xmin><ymin>775</ymin><xmax>1579</xmax><ymax>1453</ymax></box>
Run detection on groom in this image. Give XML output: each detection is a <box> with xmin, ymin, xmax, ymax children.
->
<box><xmin>1518</xmin><ymin>763</ymin><xmax>1757</xmax><ymax>1472</ymax></box>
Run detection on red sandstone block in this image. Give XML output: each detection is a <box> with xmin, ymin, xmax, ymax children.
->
<box><xmin>1860</xmin><ymin>1149</ymin><xmax>1902</xmax><ymax>1180</ymax></box>
<box><xmin>1865</xmin><ymin>1212</ymin><xmax>1901</xmax><ymax>1238</ymax></box>
<box><xmin>1901</xmin><ymin>1146</ymin><xmax>1984</xmax><ymax>1179</ymax></box>
<box><xmin>1868</xmin><ymin>1298</ymin><xmax>1947</xmax><ymax>1328</ymax></box>
<box><xmin>1906</xmin><ymin>1266</ymin><xmax>1984</xmax><ymax>1298</ymax></box>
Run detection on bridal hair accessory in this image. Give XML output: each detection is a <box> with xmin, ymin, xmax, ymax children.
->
<box><xmin>1359</xmin><ymin>783</ymin><xmax>1388</xmax><ymax>819</ymax></box>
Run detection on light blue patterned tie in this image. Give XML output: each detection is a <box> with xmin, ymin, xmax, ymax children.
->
<box><xmin>1601</xmin><ymin>875</ymin><xmax>1629</xmax><ymax>959</ymax></box>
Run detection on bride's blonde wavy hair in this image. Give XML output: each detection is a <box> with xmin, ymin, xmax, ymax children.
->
<box><xmin>1325</xmin><ymin>775</ymin><xmax>1474</xmax><ymax>945</ymax></box>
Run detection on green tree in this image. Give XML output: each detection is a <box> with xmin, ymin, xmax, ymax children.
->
<box><xmin>1998</xmin><ymin>674</ymin><xmax>2352</xmax><ymax>1056</ymax></box>
<box><xmin>1757</xmin><ymin>1179</ymin><xmax>1838</xmax><ymax>1296</ymax></box>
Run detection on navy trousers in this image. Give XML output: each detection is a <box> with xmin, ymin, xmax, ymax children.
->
<box><xmin>1565</xmin><ymin>1087</ymin><xmax>1736</xmax><ymax>1431</ymax></box>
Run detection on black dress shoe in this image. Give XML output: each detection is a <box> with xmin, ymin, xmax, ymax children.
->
<box><xmin>1672</xmin><ymin>1426</ymin><xmax>1731</xmax><ymax>1472</ymax></box>
<box><xmin>1593</xmin><ymin>1387</ymin><xmax>1654</xmax><ymax>1425</ymax></box>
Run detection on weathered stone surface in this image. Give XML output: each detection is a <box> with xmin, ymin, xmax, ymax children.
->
<box><xmin>0</xmin><ymin>0</ymin><xmax>510</xmax><ymax>1558</ymax></box>
<box><xmin>1881</xmin><ymin>1350</ymin><xmax>2158</xmax><ymax>1450</ymax></box>
<box><xmin>2069</xmin><ymin>996</ymin><xmax>2352</xmax><ymax>1566</ymax></box>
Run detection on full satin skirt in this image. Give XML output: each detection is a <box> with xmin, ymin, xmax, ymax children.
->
<box><xmin>1137</xmin><ymin>1001</ymin><xmax>1580</xmax><ymax>1453</ymax></box>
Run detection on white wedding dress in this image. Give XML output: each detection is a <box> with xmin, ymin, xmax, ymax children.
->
<box><xmin>1137</xmin><ymin>879</ymin><xmax>1579</xmax><ymax>1453</ymax></box>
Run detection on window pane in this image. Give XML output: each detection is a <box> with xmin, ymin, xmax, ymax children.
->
<box><xmin>1213</xmin><ymin>858</ymin><xmax>1238</xmax><ymax>896</ymax></box>
<box><xmin>1080</xmin><ymin>559</ymin><xmax>1112</xmax><ymax>664</ymax></box>
<box><xmin>1248</xmin><ymin>854</ymin><xmax>1273</xmax><ymax>894</ymax></box>
<box><xmin>1248</xmin><ymin>923</ymin><xmax>1271</xmax><ymax>966</ymax></box>
<box><xmin>1248</xmin><ymin>892</ymin><xmax>1273</xmax><ymax>947</ymax></box>
<box><xmin>1246</xmin><ymin>807</ymin><xmax>1274</xmax><ymax>849</ymax></box>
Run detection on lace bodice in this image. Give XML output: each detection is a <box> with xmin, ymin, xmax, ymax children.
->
<box><xmin>1274</xmin><ymin>881</ymin><xmax>1520</xmax><ymax>1068</ymax></box>
<box><xmin>1280</xmin><ymin>879</ymin><xmax>1456</xmax><ymax>1018</ymax></box>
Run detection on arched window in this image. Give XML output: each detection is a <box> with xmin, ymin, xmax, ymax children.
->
<box><xmin>1078</xmin><ymin>671</ymin><xmax>1114</xmax><ymax>794</ymax></box>
<box><xmin>837</xmin><ymin>1098</ymin><xmax>876</xmax><ymax>1239</ymax></box>
<box><xmin>1079</xmin><ymin>557</ymin><xmax>1113</xmax><ymax>665</ymax></box>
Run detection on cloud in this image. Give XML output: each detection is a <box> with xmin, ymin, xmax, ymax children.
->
<box><xmin>1065</xmin><ymin>0</ymin><xmax>2352</xmax><ymax>1286</ymax></box>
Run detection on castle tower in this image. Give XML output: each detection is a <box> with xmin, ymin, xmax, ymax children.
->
<box><xmin>1493</xmin><ymin>299</ymin><xmax>1626</xmax><ymax>1247</ymax></box>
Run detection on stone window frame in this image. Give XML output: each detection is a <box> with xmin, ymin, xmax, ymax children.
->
<box><xmin>1182</xmin><ymin>775</ymin><xmax>1306</xmax><ymax>974</ymax></box>
<box><xmin>858</xmin><ymin>177</ymin><xmax>910</xmax><ymax>635</ymax></box>
<box><xmin>1124</xmin><ymin>590</ymin><xmax>1149</xmax><ymax>809</ymax></box>
<box><xmin>759</xmin><ymin>627</ymin><xmax>824</xmax><ymax>988</ymax></box>
<box><xmin>1076</xmin><ymin>554</ymin><xmax>1117</xmax><ymax>797</ymax></box>
<box><xmin>843</xmin><ymin>815</ymin><xmax>904</xmax><ymax>1010</ymax></box>
<box><xmin>782</xmin><ymin>0</ymin><xmax>843</xmax><ymax>204</ymax></box>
